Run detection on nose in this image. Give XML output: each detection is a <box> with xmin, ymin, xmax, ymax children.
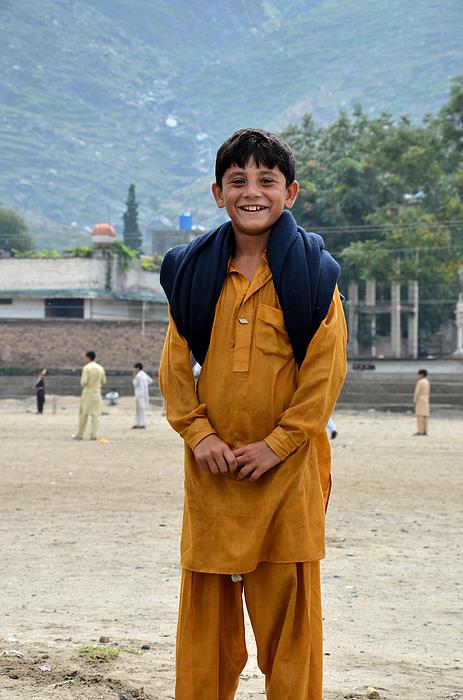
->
<box><xmin>243</xmin><ymin>180</ymin><xmax>261</xmax><ymax>197</ymax></box>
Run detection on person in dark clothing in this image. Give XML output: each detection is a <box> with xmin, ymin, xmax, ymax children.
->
<box><xmin>34</xmin><ymin>370</ymin><xmax>46</xmax><ymax>414</ymax></box>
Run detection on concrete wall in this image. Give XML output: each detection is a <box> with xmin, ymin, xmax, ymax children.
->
<box><xmin>0</xmin><ymin>370</ymin><xmax>136</xmax><ymax>399</ymax></box>
<box><xmin>0</xmin><ymin>319</ymin><xmax>168</xmax><ymax>371</ymax></box>
<box><xmin>85</xmin><ymin>299</ymin><xmax>167</xmax><ymax>322</ymax></box>
<box><xmin>0</xmin><ymin>297</ymin><xmax>168</xmax><ymax>322</ymax></box>
<box><xmin>337</xmin><ymin>358</ymin><xmax>463</xmax><ymax>412</ymax></box>
<box><xmin>117</xmin><ymin>265</ymin><xmax>165</xmax><ymax>298</ymax></box>
<box><xmin>0</xmin><ymin>298</ymin><xmax>44</xmax><ymax>319</ymax></box>
<box><xmin>146</xmin><ymin>229</ymin><xmax>190</xmax><ymax>255</ymax></box>
<box><xmin>0</xmin><ymin>257</ymin><xmax>165</xmax><ymax>300</ymax></box>
<box><xmin>0</xmin><ymin>257</ymin><xmax>104</xmax><ymax>291</ymax></box>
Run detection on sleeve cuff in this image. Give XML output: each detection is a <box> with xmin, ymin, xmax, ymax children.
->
<box><xmin>264</xmin><ymin>426</ymin><xmax>299</xmax><ymax>462</ymax></box>
<box><xmin>181</xmin><ymin>420</ymin><xmax>217</xmax><ymax>452</ymax></box>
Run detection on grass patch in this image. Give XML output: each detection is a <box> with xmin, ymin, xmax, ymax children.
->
<box><xmin>77</xmin><ymin>644</ymin><xmax>120</xmax><ymax>661</ymax></box>
<box><xmin>120</xmin><ymin>646</ymin><xmax>142</xmax><ymax>655</ymax></box>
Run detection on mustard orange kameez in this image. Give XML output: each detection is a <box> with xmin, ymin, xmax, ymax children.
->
<box><xmin>159</xmin><ymin>256</ymin><xmax>347</xmax><ymax>699</ymax></box>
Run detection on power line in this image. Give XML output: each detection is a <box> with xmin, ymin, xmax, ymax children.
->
<box><xmin>331</xmin><ymin>242</ymin><xmax>463</xmax><ymax>255</ymax></box>
<box><xmin>0</xmin><ymin>220</ymin><xmax>463</xmax><ymax>242</ymax></box>
<box><xmin>314</xmin><ymin>219</ymin><xmax>463</xmax><ymax>234</ymax></box>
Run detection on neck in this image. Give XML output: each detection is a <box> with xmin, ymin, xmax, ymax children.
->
<box><xmin>231</xmin><ymin>230</ymin><xmax>270</xmax><ymax>282</ymax></box>
<box><xmin>233</xmin><ymin>229</ymin><xmax>270</xmax><ymax>258</ymax></box>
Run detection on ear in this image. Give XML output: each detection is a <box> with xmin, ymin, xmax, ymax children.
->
<box><xmin>284</xmin><ymin>180</ymin><xmax>299</xmax><ymax>209</ymax></box>
<box><xmin>211</xmin><ymin>182</ymin><xmax>225</xmax><ymax>208</ymax></box>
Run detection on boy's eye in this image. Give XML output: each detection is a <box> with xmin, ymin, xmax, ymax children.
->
<box><xmin>230</xmin><ymin>179</ymin><xmax>245</xmax><ymax>185</ymax></box>
<box><xmin>261</xmin><ymin>178</ymin><xmax>275</xmax><ymax>185</ymax></box>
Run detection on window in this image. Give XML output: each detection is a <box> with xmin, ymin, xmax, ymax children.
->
<box><xmin>0</xmin><ymin>298</ymin><xmax>13</xmax><ymax>305</ymax></box>
<box><xmin>45</xmin><ymin>298</ymin><xmax>84</xmax><ymax>319</ymax></box>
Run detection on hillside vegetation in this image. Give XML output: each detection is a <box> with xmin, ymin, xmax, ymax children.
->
<box><xmin>0</xmin><ymin>0</ymin><xmax>462</xmax><ymax>233</ymax></box>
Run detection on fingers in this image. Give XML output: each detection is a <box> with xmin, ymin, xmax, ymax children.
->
<box><xmin>207</xmin><ymin>445</ymin><xmax>237</xmax><ymax>474</ymax></box>
<box><xmin>203</xmin><ymin>456</ymin><xmax>220</xmax><ymax>474</ymax></box>
<box><xmin>193</xmin><ymin>435</ymin><xmax>237</xmax><ymax>475</ymax></box>
<box><xmin>196</xmin><ymin>453</ymin><xmax>224</xmax><ymax>475</ymax></box>
<box><xmin>215</xmin><ymin>451</ymin><xmax>233</xmax><ymax>475</ymax></box>
<box><xmin>235</xmin><ymin>463</ymin><xmax>256</xmax><ymax>481</ymax></box>
<box><xmin>232</xmin><ymin>441</ymin><xmax>281</xmax><ymax>481</ymax></box>
<box><xmin>235</xmin><ymin>464</ymin><xmax>265</xmax><ymax>482</ymax></box>
<box><xmin>194</xmin><ymin>439</ymin><xmax>277</xmax><ymax>480</ymax></box>
<box><xmin>224</xmin><ymin>448</ymin><xmax>239</xmax><ymax>474</ymax></box>
<box><xmin>233</xmin><ymin>445</ymin><xmax>254</xmax><ymax>480</ymax></box>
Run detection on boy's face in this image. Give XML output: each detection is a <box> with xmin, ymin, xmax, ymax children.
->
<box><xmin>212</xmin><ymin>160</ymin><xmax>298</xmax><ymax>239</ymax></box>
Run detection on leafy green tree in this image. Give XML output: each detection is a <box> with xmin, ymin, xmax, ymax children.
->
<box><xmin>437</xmin><ymin>76</ymin><xmax>463</xmax><ymax>167</ymax></box>
<box><xmin>284</xmin><ymin>109</ymin><xmax>391</xmax><ymax>239</ymax></box>
<box><xmin>122</xmin><ymin>184</ymin><xmax>142</xmax><ymax>251</ymax></box>
<box><xmin>340</xmin><ymin>209</ymin><xmax>460</xmax><ymax>350</ymax></box>
<box><xmin>0</xmin><ymin>208</ymin><xmax>34</xmax><ymax>253</ymax></box>
<box><xmin>282</xmin><ymin>80</ymin><xmax>463</xmax><ymax>354</ymax></box>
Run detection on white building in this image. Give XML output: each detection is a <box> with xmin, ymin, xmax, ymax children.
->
<box><xmin>0</xmin><ymin>254</ymin><xmax>167</xmax><ymax>322</ymax></box>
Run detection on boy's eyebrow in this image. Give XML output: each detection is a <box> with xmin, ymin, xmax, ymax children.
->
<box><xmin>225</xmin><ymin>168</ymin><xmax>278</xmax><ymax>178</ymax></box>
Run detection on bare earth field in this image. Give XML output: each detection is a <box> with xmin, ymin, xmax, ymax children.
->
<box><xmin>0</xmin><ymin>397</ymin><xmax>462</xmax><ymax>700</ymax></box>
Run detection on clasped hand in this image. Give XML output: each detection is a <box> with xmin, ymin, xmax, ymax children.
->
<box><xmin>193</xmin><ymin>434</ymin><xmax>281</xmax><ymax>482</ymax></box>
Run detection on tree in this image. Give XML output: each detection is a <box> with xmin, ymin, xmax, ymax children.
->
<box><xmin>437</xmin><ymin>76</ymin><xmax>463</xmax><ymax>167</ymax></box>
<box><xmin>281</xmin><ymin>81</ymin><xmax>463</xmax><ymax>354</ymax></box>
<box><xmin>340</xmin><ymin>211</ymin><xmax>458</xmax><ymax>347</ymax></box>
<box><xmin>0</xmin><ymin>208</ymin><xmax>34</xmax><ymax>253</ymax></box>
<box><xmin>122</xmin><ymin>184</ymin><xmax>142</xmax><ymax>251</ymax></box>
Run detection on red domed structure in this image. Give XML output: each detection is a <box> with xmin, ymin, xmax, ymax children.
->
<box><xmin>92</xmin><ymin>222</ymin><xmax>116</xmax><ymax>245</ymax></box>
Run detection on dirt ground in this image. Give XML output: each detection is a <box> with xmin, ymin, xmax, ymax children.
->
<box><xmin>0</xmin><ymin>396</ymin><xmax>461</xmax><ymax>700</ymax></box>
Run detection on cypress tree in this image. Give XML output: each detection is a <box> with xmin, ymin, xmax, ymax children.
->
<box><xmin>122</xmin><ymin>184</ymin><xmax>142</xmax><ymax>251</ymax></box>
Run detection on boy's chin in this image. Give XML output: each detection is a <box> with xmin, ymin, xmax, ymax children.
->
<box><xmin>229</xmin><ymin>215</ymin><xmax>283</xmax><ymax>237</ymax></box>
<box><xmin>231</xmin><ymin>223</ymin><xmax>274</xmax><ymax>237</ymax></box>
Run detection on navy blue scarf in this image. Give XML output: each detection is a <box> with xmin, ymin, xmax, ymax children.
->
<box><xmin>160</xmin><ymin>210</ymin><xmax>340</xmax><ymax>367</ymax></box>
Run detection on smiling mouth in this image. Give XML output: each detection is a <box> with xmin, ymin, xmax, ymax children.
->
<box><xmin>239</xmin><ymin>205</ymin><xmax>268</xmax><ymax>212</ymax></box>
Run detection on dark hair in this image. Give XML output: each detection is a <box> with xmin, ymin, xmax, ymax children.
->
<box><xmin>418</xmin><ymin>369</ymin><xmax>428</xmax><ymax>377</ymax></box>
<box><xmin>86</xmin><ymin>351</ymin><xmax>96</xmax><ymax>361</ymax></box>
<box><xmin>215</xmin><ymin>128</ymin><xmax>296</xmax><ymax>187</ymax></box>
<box><xmin>134</xmin><ymin>362</ymin><xmax>143</xmax><ymax>370</ymax></box>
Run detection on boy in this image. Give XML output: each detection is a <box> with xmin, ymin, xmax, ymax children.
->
<box><xmin>72</xmin><ymin>351</ymin><xmax>106</xmax><ymax>441</ymax></box>
<box><xmin>159</xmin><ymin>128</ymin><xmax>347</xmax><ymax>699</ymax></box>
<box><xmin>413</xmin><ymin>368</ymin><xmax>430</xmax><ymax>435</ymax></box>
<box><xmin>34</xmin><ymin>369</ymin><xmax>46</xmax><ymax>414</ymax></box>
<box><xmin>132</xmin><ymin>362</ymin><xmax>154</xmax><ymax>429</ymax></box>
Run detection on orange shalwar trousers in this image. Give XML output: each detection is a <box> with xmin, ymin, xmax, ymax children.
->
<box><xmin>175</xmin><ymin>561</ymin><xmax>322</xmax><ymax>700</ymax></box>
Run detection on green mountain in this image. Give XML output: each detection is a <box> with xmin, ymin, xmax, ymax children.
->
<box><xmin>1</xmin><ymin>0</ymin><xmax>462</xmax><ymax>241</ymax></box>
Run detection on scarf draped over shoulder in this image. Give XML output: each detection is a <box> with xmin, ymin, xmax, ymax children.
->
<box><xmin>160</xmin><ymin>210</ymin><xmax>340</xmax><ymax>367</ymax></box>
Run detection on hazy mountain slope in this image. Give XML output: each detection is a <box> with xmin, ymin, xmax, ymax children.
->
<box><xmin>0</xmin><ymin>0</ymin><xmax>461</xmax><ymax>239</ymax></box>
<box><xmin>191</xmin><ymin>0</ymin><xmax>462</xmax><ymax>128</ymax></box>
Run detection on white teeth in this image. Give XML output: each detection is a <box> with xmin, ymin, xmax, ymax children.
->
<box><xmin>242</xmin><ymin>206</ymin><xmax>265</xmax><ymax>211</ymax></box>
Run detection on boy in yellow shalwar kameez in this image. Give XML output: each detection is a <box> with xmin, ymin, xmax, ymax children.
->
<box><xmin>413</xmin><ymin>368</ymin><xmax>430</xmax><ymax>435</ymax></box>
<box><xmin>73</xmin><ymin>350</ymin><xmax>107</xmax><ymax>441</ymax></box>
<box><xmin>159</xmin><ymin>129</ymin><xmax>347</xmax><ymax>699</ymax></box>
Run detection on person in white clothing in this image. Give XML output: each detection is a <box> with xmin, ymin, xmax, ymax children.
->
<box><xmin>105</xmin><ymin>388</ymin><xmax>120</xmax><ymax>406</ymax></box>
<box><xmin>132</xmin><ymin>363</ymin><xmax>153</xmax><ymax>429</ymax></box>
<box><xmin>326</xmin><ymin>416</ymin><xmax>338</xmax><ymax>440</ymax></box>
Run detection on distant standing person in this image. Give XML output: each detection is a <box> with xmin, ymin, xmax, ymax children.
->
<box><xmin>132</xmin><ymin>363</ymin><xmax>153</xmax><ymax>429</ymax></box>
<box><xmin>73</xmin><ymin>351</ymin><xmax>107</xmax><ymax>441</ymax></box>
<box><xmin>414</xmin><ymin>369</ymin><xmax>430</xmax><ymax>436</ymax></box>
<box><xmin>34</xmin><ymin>369</ymin><xmax>46</xmax><ymax>414</ymax></box>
